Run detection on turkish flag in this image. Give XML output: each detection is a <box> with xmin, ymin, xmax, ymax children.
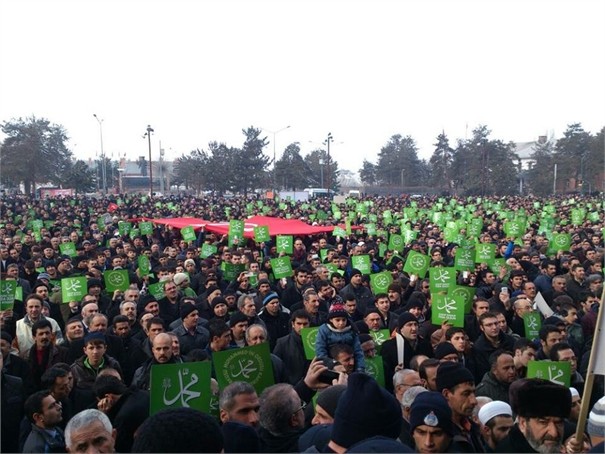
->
<box><xmin>108</xmin><ymin>203</ymin><xmax>119</xmax><ymax>213</ymax></box>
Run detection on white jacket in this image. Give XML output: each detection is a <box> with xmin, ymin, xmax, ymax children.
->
<box><xmin>14</xmin><ymin>315</ymin><xmax>64</xmax><ymax>358</ymax></box>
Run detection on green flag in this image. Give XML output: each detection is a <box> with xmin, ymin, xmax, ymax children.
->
<box><xmin>61</xmin><ymin>276</ymin><xmax>88</xmax><ymax>303</ymax></box>
<box><xmin>213</xmin><ymin>343</ymin><xmax>275</xmax><ymax>394</ymax></box>
<box><xmin>351</xmin><ymin>255</ymin><xmax>371</xmax><ymax>275</ymax></box>
<box><xmin>523</xmin><ymin>312</ymin><xmax>542</xmax><ymax>339</ymax></box>
<box><xmin>59</xmin><ymin>242</ymin><xmax>77</xmax><ymax>258</ymax></box>
<box><xmin>454</xmin><ymin>248</ymin><xmax>475</xmax><ymax>271</ymax></box>
<box><xmin>369</xmin><ymin>272</ymin><xmax>393</xmax><ymax>295</ymax></box>
<box><xmin>365</xmin><ymin>356</ymin><xmax>385</xmax><ymax>387</ymax></box>
<box><xmin>139</xmin><ymin>222</ymin><xmax>154</xmax><ymax>235</ymax></box>
<box><xmin>118</xmin><ymin>221</ymin><xmax>132</xmax><ymax>236</ymax></box>
<box><xmin>526</xmin><ymin>360</ymin><xmax>571</xmax><ymax>387</ymax></box>
<box><xmin>150</xmin><ymin>361</ymin><xmax>212</xmax><ymax>415</ymax></box>
<box><xmin>550</xmin><ymin>233</ymin><xmax>571</xmax><ymax>252</ymax></box>
<box><xmin>431</xmin><ymin>293</ymin><xmax>465</xmax><ymax>327</ymax></box>
<box><xmin>276</xmin><ymin>235</ymin><xmax>293</xmax><ymax>254</ymax></box>
<box><xmin>103</xmin><ymin>270</ymin><xmax>130</xmax><ymax>292</ymax></box>
<box><xmin>221</xmin><ymin>263</ymin><xmax>246</xmax><ymax>282</ymax></box>
<box><xmin>369</xmin><ymin>329</ymin><xmax>391</xmax><ymax>347</ymax></box>
<box><xmin>332</xmin><ymin>227</ymin><xmax>347</xmax><ymax>238</ymax></box>
<box><xmin>301</xmin><ymin>327</ymin><xmax>319</xmax><ymax>360</ymax></box>
<box><xmin>475</xmin><ymin>243</ymin><xmax>495</xmax><ymax>263</ymax></box>
<box><xmin>448</xmin><ymin>285</ymin><xmax>475</xmax><ymax>314</ymax></box>
<box><xmin>254</xmin><ymin>226</ymin><xmax>271</xmax><ymax>243</ymax></box>
<box><xmin>200</xmin><ymin>243</ymin><xmax>218</xmax><ymax>259</ymax></box>
<box><xmin>429</xmin><ymin>267</ymin><xmax>455</xmax><ymax>294</ymax></box>
<box><xmin>388</xmin><ymin>234</ymin><xmax>404</xmax><ymax>252</ymax></box>
<box><xmin>147</xmin><ymin>282</ymin><xmax>166</xmax><ymax>301</ymax></box>
<box><xmin>0</xmin><ymin>280</ymin><xmax>16</xmax><ymax>310</ymax></box>
<box><xmin>180</xmin><ymin>226</ymin><xmax>196</xmax><ymax>242</ymax></box>
<box><xmin>270</xmin><ymin>257</ymin><xmax>293</xmax><ymax>280</ymax></box>
<box><xmin>138</xmin><ymin>255</ymin><xmax>152</xmax><ymax>276</ymax></box>
<box><xmin>403</xmin><ymin>251</ymin><xmax>430</xmax><ymax>278</ymax></box>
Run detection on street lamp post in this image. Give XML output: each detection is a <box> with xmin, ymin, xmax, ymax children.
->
<box><xmin>143</xmin><ymin>125</ymin><xmax>154</xmax><ymax>197</ymax></box>
<box><xmin>93</xmin><ymin>114</ymin><xmax>107</xmax><ymax>194</ymax></box>
<box><xmin>325</xmin><ymin>133</ymin><xmax>333</xmax><ymax>192</ymax></box>
<box><xmin>260</xmin><ymin>125</ymin><xmax>291</xmax><ymax>191</ymax></box>
<box><xmin>319</xmin><ymin>158</ymin><xmax>324</xmax><ymax>188</ymax></box>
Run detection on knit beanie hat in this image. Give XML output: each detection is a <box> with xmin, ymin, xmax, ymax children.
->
<box><xmin>397</xmin><ymin>312</ymin><xmax>418</xmax><ymax>330</ymax></box>
<box><xmin>316</xmin><ymin>385</ymin><xmax>347</xmax><ymax>418</ymax></box>
<box><xmin>87</xmin><ymin>278</ymin><xmax>103</xmax><ymax>289</ymax></box>
<box><xmin>229</xmin><ymin>311</ymin><xmax>249</xmax><ymax>327</ymax></box>
<box><xmin>328</xmin><ymin>304</ymin><xmax>349</xmax><ymax>321</ymax></box>
<box><xmin>331</xmin><ymin>373</ymin><xmax>403</xmax><ymax>448</ymax></box>
<box><xmin>436</xmin><ymin>362</ymin><xmax>474</xmax><ymax>391</ymax></box>
<box><xmin>262</xmin><ymin>292</ymin><xmax>279</xmax><ymax>306</ymax></box>
<box><xmin>137</xmin><ymin>294</ymin><xmax>158</xmax><ymax>313</ymax></box>
<box><xmin>350</xmin><ymin>268</ymin><xmax>363</xmax><ymax>278</ymax></box>
<box><xmin>211</xmin><ymin>297</ymin><xmax>228</xmax><ymax>310</ymax></box>
<box><xmin>409</xmin><ymin>392</ymin><xmax>454</xmax><ymax>437</ymax></box>
<box><xmin>587</xmin><ymin>396</ymin><xmax>605</xmax><ymax>437</ymax></box>
<box><xmin>180</xmin><ymin>302</ymin><xmax>197</xmax><ymax>319</ymax></box>
<box><xmin>434</xmin><ymin>342</ymin><xmax>459</xmax><ymax>360</ymax></box>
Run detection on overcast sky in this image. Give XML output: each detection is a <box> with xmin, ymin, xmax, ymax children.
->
<box><xmin>1</xmin><ymin>0</ymin><xmax>604</xmax><ymax>177</ymax></box>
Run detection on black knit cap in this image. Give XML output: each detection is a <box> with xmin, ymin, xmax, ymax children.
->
<box><xmin>331</xmin><ymin>373</ymin><xmax>403</xmax><ymax>448</ymax></box>
<box><xmin>435</xmin><ymin>362</ymin><xmax>474</xmax><ymax>391</ymax></box>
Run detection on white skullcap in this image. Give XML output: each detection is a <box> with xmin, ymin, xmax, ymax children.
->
<box><xmin>478</xmin><ymin>401</ymin><xmax>513</xmax><ymax>425</ymax></box>
<box><xmin>569</xmin><ymin>387</ymin><xmax>580</xmax><ymax>399</ymax></box>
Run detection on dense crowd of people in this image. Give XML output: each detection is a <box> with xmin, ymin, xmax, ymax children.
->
<box><xmin>0</xmin><ymin>192</ymin><xmax>604</xmax><ymax>453</ymax></box>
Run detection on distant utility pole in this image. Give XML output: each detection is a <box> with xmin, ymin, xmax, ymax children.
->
<box><xmin>143</xmin><ymin>125</ymin><xmax>154</xmax><ymax>197</ymax></box>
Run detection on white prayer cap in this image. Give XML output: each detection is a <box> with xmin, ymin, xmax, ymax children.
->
<box><xmin>478</xmin><ymin>401</ymin><xmax>513</xmax><ymax>425</ymax></box>
<box><xmin>569</xmin><ymin>387</ymin><xmax>580</xmax><ymax>399</ymax></box>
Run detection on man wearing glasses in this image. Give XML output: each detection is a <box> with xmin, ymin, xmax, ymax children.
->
<box><xmin>472</xmin><ymin>312</ymin><xmax>516</xmax><ymax>383</ymax></box>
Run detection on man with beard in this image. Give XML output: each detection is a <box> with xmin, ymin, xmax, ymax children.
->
<box><xmin>131</xmin><ymin>332</ymin><xmax>177</xmax><ymax>390</ymax></box>
<box><xmin>258</xmin><ymin>292</ymin><xmax>290</xmax><ymax>351</ymax></box>
<box><xmin>475</xmin><ymin>350</ymin><xmax>516</xmax><ymax>404</ymax></box>
<box><xmin>495</xmin><ymin>379</ymin><xmax>570</xmax><ymax>453</ymax></box>
<box><xmin>477</xmin><ymin>401</ymin><xmax>513</xmax><ymax>452</ymax></box>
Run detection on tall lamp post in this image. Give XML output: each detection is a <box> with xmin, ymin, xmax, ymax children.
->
<box><xmin>143</xmin><ymin>125</ymin><xmax>154</xmax><ymax>197</ymax></box>
<box><xmin>261</xmin><ymin>125</ymin><xmax>291</xmax><ymax>191</ymax></box>
<box><xmin>93</xmin><ymin>114</ymin><xmax>106</xmax><ymax>194</ymax></box>
<box><xmin>319</xmin><ymin>158</ymin><xmax>324</xmax><ymax>188</ymax></box>
<box><xmin>325</xmin><ymin>133</ymin><xmax>333</xmax><ymax>192</ymax></box>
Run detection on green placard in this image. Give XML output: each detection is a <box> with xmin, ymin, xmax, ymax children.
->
<box><xmin>181</xmin><ymin>226</ymin><xmax>196</xmax><ymax>242</ymax></box>
<box><xmin>270</xmin><ymin>257</ymin><xmax>293</xmax><ymax>280</ymax></box>
<box><xmin>526</xmin><ymin>360</ymin><xmax>571</xmax><ymax>387</ymax></box>
<box><xmin>213</xmin><ymin>343</ymin><xmax>275</xmax><ymax>394</ymax></box>
<box><xmin>504</xmin><ymin>220</ymin><xmax>524</xmax><ymax>237</ymax></box>
<box><xmin>221</xmin><ymin>263</ymin><xmax>246</xmax><ymax>282</ymax></box>
<box><xmin>61</xmin><ymin>276</ymin><xmax>88</xmax><ymax>303</ymax></box>
<box><xmin>454</xmin><ymin>248</ymin><xmax>475</xmax><ymax>271</ymax></box>
<box><xmin>31</xmin><ymin>219</ymin><xmax>43</xmax><ymax>231</ymax></box>
<box><xmin>147</xmin><ymin>282</ymin><xmax>166</xmax><ymax>301</ymax></box>
<box><xmin>139</xmin><ymin>221</ymin><xmax>154</xmax><ymax>235</ymax></box>
<box><xmin>403</xmin><ymin>229</ymin><xmax>417</xmax><ymax>245</ymax></box>
<box><xmin>475</xmin><ymin>243</ymin><xmax>495</xmax><ymax>263</ymax></box>
<box><xmin>138</xmin><ymin>255</ymin><xmax>151</xmax><ymax>276</ymax></box>
<box><xmin>15</xmin><ymin>286</ymin><xmax>23</xmax><ymax>302</ymax></box>
<box><xmin>301</xmin><ymin>327</ymin><xmax>319</xmax><ymax>360</ymax></box>
<box><xmin>388</xmin><ymin>234</ymin><xmax>404</xmax><ymax>252</ymax></box>
<box><xmin>351</xmin><ymin>255</ymin><xmax>371</xmax><ymax>275</ymax></box>
<box><xmin>150</xmin><ymin>361</ymin><xmax>212</xmax><ymax>415</ymax></box>
<box><xmin>229</xmin><ymin>220</ymin><xmax>245</xmax><ymax>238</ymax></box>
<box><xmin>488</xmin><ymin>258</ymin><xmax>508</xmax><ymax>275</ymax></box>
<box><xmin>364</xmin><ymin>356</ymin><xmax>385</xmax><ymax>387</ymax></box>
<box><xmin>276</xmin><ymin>235</ymin><xmax>293</xmax><ymax>254</ymax></box>
<box><xmin>523</xmin><ymin>312</ymin><xmax>542</xmax><ymax>339</ymax></box>
<box><xmin>103</xmin><ymin>270</ymin><xmax>130</xmax><ymax>292</ymax></box>
<box><xmin>403</xmin><ymin>251</ymin><xmax>430</xmax><ymax>279</ymax></box>
<box><xmin>118</xmin><ymin>221</ymin><xmax>132</xmax><ymax>236</ymax></box>
<box><xmin>550</xmin><ymin>233</ymin><xmax>571</xmax><ymax>252</ymax></box>
<box><xmin>0</xmin><ymin>280</ymin><xmax>17</xmax><ymax>310</ymax></box>
<box><xmin>369</xmin><ymin>329</ymin><xmax>390</xmax><ymax>347</ymax></box>
<box><xmin>431</xmin><ymin>294</ymin><xmax>465</xmax><ymax>327</ymax></box>
<box><xmin>448</xmin><ymin>285</ymin><xmax>475</xmax><ymax>314</ymax></box>
<box><xmin>332</xmin><ymin>227</ymin><xmax>346</xmax><ymax>238</ymax></box>
<box><xmin>200</xmin><ymin>243</ymin><xmax>218</xmax><ymax>259</ymax></box>
<box><xmin>59</xmin><ymin>242</ymin><xmax>77</xmax><ymax>258</ymax></box>
<box><xmin>254</xmin><ymin>226</ymin><xmax>271</xmax><ymax>243</ymax></box>
<box><xmin>365</xmin><ymin>223</ymin><xmax>377</xmax><ymax>236</ymax></box>
<box><xmin>369</xmin><ymin>272</ymin><xmax>393</xmax><ymax>295</ymax></box>
<box><xmin>429</xmin><ymin>267</ymin><xmax>455</xmax><ymax>294</ymax></box>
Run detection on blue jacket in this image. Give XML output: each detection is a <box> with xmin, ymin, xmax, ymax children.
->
<box><xmin>314</xmin><ymin>322</ymin><xmax>365</xmax><ymax>371</ymax></box>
